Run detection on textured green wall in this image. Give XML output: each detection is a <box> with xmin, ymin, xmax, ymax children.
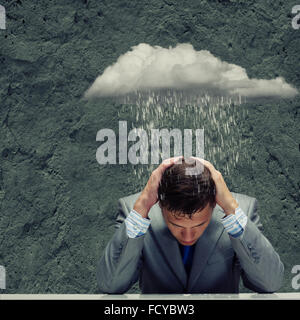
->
<box><xmin>0</xmin><ymin>0</ymin><xmax>299</xmax><ymax>293</ymax></box>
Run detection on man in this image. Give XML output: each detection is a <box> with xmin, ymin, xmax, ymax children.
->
<box><xmin>97</xmin><ymin>157</ymin><xmax>284</xmax><ymax>294</ymax></box>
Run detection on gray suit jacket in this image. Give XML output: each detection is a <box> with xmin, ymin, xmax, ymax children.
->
<box><xmin>97</xmin><ymin>192</ymin><xmax>284</xmax><ymax>294</ymax></box>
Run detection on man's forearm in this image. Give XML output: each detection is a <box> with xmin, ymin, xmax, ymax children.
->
<box><xmin>230</xmin><ymin>219</ymin><xmax>284</xmax><ymax>292</ymax></box>
<box><xmin>97</xmin><ymin>217</ymin><xmax>145</xmax><ymax>294</ymax></box>
<box><xmin>133</xmin><ymin>195</ymin><xmax>152</xmax><ymax>219</ymax></box>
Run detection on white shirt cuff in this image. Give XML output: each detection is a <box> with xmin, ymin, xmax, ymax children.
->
<box><xmin>221</xmin><ymin>207</ymin><xmax>248</xmax><ymax>238</ymax></box>
<box><xmin>125</xmin><ymin>209</ymin><xmax>151</xmax><ymax>238</ymax></box>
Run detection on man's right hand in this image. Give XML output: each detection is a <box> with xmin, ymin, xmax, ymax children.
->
<box><xmin>133</xmin><ymin>156</ymin><xmax>183</xmax><ymax>218</ymax></box>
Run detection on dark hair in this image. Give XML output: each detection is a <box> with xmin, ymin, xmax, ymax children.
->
<box><xmin>158</xmin><ymin>158</ymin><xmax>216</xmax><ymax>218</ymax></box>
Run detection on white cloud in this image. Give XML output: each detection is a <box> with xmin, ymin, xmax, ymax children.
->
<box><xmin>84</xmin><ymin>43</ymin><xmax>298</xmax><ymax>99</ymax></box>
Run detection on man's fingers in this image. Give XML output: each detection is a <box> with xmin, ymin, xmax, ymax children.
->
<box><xmin>190</xmin><ymin>157</ymin><xmax>208</xmax><ymax>169</ymax></box>
<box><xmin>160</xmin><ymin>156</ymin><xmax>183</xmax><ymax>170</ymax></box>
<box><xmin>190</xmin><ymin>157</ymin><xmax>216</xmax><ymax>172</ymax></box>
<box><xmin>163</xmin><ymin>156</ymin><xmax>183</xmax><ymax>166</ymax></box>
<box><xmin>156</xmin><ymin>156</ymin><xmax>218</xmax><ymax>181</ymax></box>
<box><xmin>152</xmin><ymin>156</ymin><xmax>183</xmax><ymax>182</ymax></box>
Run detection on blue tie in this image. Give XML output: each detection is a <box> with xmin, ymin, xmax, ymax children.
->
<box><xmin>182</xmin><ymin>246</ymin><xmax>191</xmax><ymax>266</ymax></box>
<box><xmin>181</xmin><ymin>244</ymin><xmax>195</xmax><ymax>276</ymax></box>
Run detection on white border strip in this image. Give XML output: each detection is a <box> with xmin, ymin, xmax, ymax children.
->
<box><xmin>0</xmin><ymin>293</ymin><xmax>300</xmax><ymax>300</ymax></box>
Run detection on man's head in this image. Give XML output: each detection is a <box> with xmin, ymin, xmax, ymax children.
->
<box><xmin>158</xmin><ymin>158</ymin><xmax>216</xmax><ymax>246</ymax></box>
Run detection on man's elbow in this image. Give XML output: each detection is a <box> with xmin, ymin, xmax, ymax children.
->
<box><xmin>97</xmin><ymin>281</ymin><xmax>128</xmax><ymax>294</ymax></box>
<box><xmin>261</xmin><ymin>261</ymin><xmax>285</xmax><ymax>293</ymax></box>
<box><xmin>96</xmin><ymin>270</ymin><xmax>129</xmax><ymax>294</ymax></box>
<box><xmin>270</xmin><ymin>266</ymin><xmax>285</xmax><ymax>293</ymax></box>
<box><xmin>97</xmin><ymin>284</ymin><xmax>124</xmax><ymax>294</ymax></box>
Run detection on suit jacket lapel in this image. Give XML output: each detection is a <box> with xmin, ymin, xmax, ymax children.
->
<box><xmin>149</xmin><ymin>204</ymin><xmax>188</xmax><ymax>288</ymax></box>
<box><xmin>187</xmin><ymin>205</ymin><xmax>225</xmax><ymax>291</ymax></box>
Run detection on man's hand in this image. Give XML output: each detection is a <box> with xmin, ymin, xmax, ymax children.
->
<box><xmin>133</xmin><ymin>156</ymin><xmax>183</xmax><ymax>218</ymax></box>
<box><xmin>191</xmin><ymin>157</ymin><xmax>238</xmax><ymax>215</ymax></box>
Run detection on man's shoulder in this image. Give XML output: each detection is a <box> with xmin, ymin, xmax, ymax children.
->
<box><xmin>118</xmin><ymin>191</ymin><xmax>141</xmax><ymax>211</ymax></box>
<box><xmin>231</xmin><ymin>191</ymin><xmax>256</xmax><ymax>203</ymax></box>
<box><xmin>118</xmin><ymin>191</ymin><xmax>162</xmax><ymax>219</ymax></box>
<box><xmin>230</xmin><ymin>191</ymin><xmax>257</xmax><ymax>217</ymax></box>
